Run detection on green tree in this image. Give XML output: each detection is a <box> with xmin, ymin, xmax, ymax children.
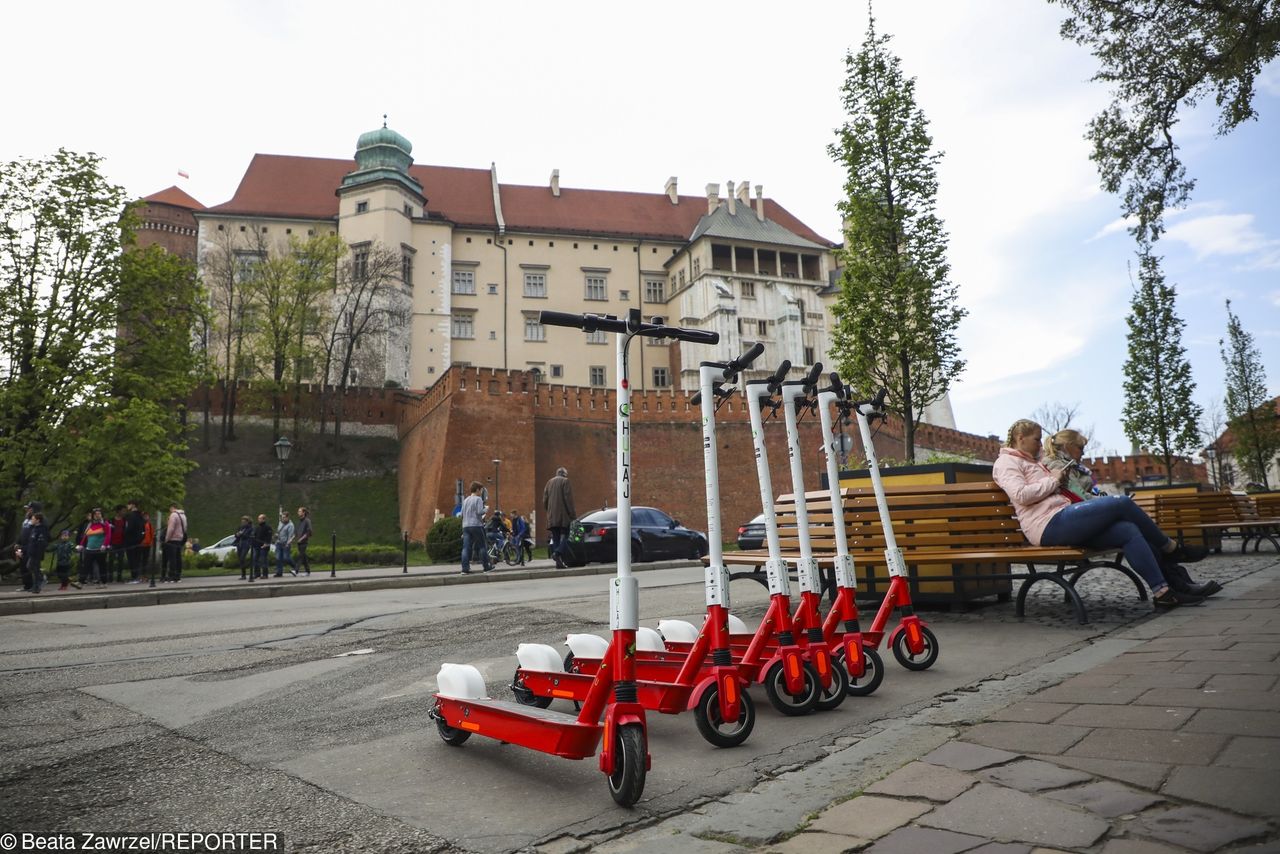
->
<box><xmin>827</xmin><ymin>15</ymin><xmax>966</xmax><ymax>461</ymax></box>
<box><xmin>1220</xmin><ymin>299</ymin><xmax>1279</xmax><ymax>487</ymax></box>
<box><xmin>1051</xmin><ymin>0</ymin><xmax>1280</xmax><ymax>241</ymax></box>
<box><xmin>1121</xmin><ymin>249</ymin><xmax>1202</xmax><ymax>484</ymax></box>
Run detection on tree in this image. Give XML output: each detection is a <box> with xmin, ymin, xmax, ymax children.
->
<box><xmin>1198</xmin><ymin>396</ymin><xmax>1231</xmax><ymax>488</ymax></box>
<box><xmin>1031</xmin><ymin>400</ymin><xmax>1100</xmax><ymax>454</ymax></box>
<box><xmin>1220</xmin><ymin>299</ymin><xmax>1280</xmax><ymax>487</ymax></box>
<box><xmin>1052</xmin><ymin>0</ymin><xmax>1280</xmax><ymax>241</ymax></box>
<box><xmin>0</xmin><ymin>150</ymin><xmax>196</xmax><ymax>542</ymax></box>
<box><xmin>1121</xmin><ymin>249</ymin><xmax>1202</xmax><ymax>485</ymax></box>
<box><xmin>202</xmin><ymin>224</ymin><xmax>260</xmax><ymax>450</ymax></box>
<box><xmin>827</xmin><ymin>15</ymin><xmax>966</xmax><ymax>461</ymax></box>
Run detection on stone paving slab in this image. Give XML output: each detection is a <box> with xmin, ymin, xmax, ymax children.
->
<box><xmin>1217</xmin><ymin>736</ymin><xmax>1280</xmax><ymax>769</ymax></box>
<box><xmin>1175</xmin><ymin>659</ymin><xmax>1280</xmax><ymax>675</ymax></box>
<box><xmin>1098</xmin><ymin>839</ymin><xmax>1189</xmax><ymax>853</ymax></box>
<box><xmin>1064</xmin><ymin>727</ymin><xmax>1227</xmax><ymax>765</ymax></box>
<box><xmin>921</xmin><ymin>742</ymin><xmax>1020</xmax><ymax>772</ymax></box>
<box><xmin>807</xmin><ymin>795</ymin><xmax>932</xmax><ymax>840</ymax></box>
<box><xmin>1181</xmin><ymin>708</ymin><xmax>1280</xmax><ymax>736</ymax></box>
<box><xmin>1161</xmin><ymin>764</ymin><xmax>1280</xmax><ymax>818</ymax></box>
<box><xmin>863</xmin><ymin>825</ymin><xmax>989</xmax><ymax>854</ymax></box>
<box><xmin>988</xmin><ymin>702</ymin><xmax>1074</xmax><ymax>724</ymax></box>
<box><xmin>1137</xmin><ymin>687</ymin><xmax>1280</xmax><ymax>711</ymax></box>
<box><xmin>1133</xmin><ymin>804</ymin><xmax>1273</xmax><ymax>852</ymax></box>
<box><xmin>963</xmin><ymin>722</ymin><xmax>1092</xmax><ymax>755</ymax></box>
<box><xmin>865</xmin><ymin>761</ymin><xmax>977</xmax><ymax>802</ymax></box>
<box><xmin>1027</xmin><ymin>754</ymin><xmax>1172</xmax><ymax>790</ymax></box>
<box><xmin>1041</xmin><ymin>779</ymin><xmax>1164</xmax><ymax>817</ymax></box>
<box><xmin>1205</xmin><ymin>673</ymin><xmax>1280</xmax><ymax>691</ymax></box>
<box><xmin>915</xmin><ymin>783</ymin><xmax>1109</xmax><ymax>848</ymax></box>
<box><xmin>765</xmin><ymin>830</ymin><xmax>867</xmax><ymax>854</ymax></box>
<box><xmin>1053</xmin><ymin>704</ymin><xmax>1195</xmax><ymax>731</ymax></box>
<box><xmin>977</xmin><ymin>758</ymin><xmax>1093</xmax><ymax>793</ymax></box>
<box><xmin>1032</xmin><ymin>681</ymin><xmax>1153</xmax><ymax>705</ymax></box>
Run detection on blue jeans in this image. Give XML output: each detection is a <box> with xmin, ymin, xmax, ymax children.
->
<box><xmin>275</xmin><ymin>543</ymin><xmax>293</xmax><ymax>575</ymax></box>
<box><xmin>1041</xmin><ymin>496</ymin><xmax>1172</xmax><ymax>591</ymax></box>
<box><xmin>461</xmin><ymin>525</ymin><xmax>491</xmax><ymax>573</ymax></box>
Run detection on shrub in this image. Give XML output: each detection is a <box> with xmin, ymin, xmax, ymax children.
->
<box><xmin>426</xmin><ymin>516</ymin><xmax>463</xmax><ymax>562</ymax></box>
<box><xmin>196</xmin><ymin>552</ymin><xmax>221</xmax><ymax>569</ymax></box>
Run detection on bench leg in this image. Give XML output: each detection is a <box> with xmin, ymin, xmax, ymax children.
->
<box><xmin>1068</xmin><ymin>559</ymin><xmax>1147</xmax><ymax>602</ymax></box>
<box><xmin>1016</xmin><ymin>571</ymin><xmax>1089</xmax><ymax>625</ymax></box>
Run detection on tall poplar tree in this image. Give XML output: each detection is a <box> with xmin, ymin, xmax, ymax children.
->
<box><xmin>1121</xmin><ymin>249</ymin><xmax>1201</xmax><ymax>484</ymax></box>
<box><xmin>1220</xmin><ymin>299</ymin><xmax>1279</xmax><ymax>488</ymax></box>
<box><xmin>827</xmin><ymin>14</ymin><xmax>966</xmax><ymax>461</ymax></box>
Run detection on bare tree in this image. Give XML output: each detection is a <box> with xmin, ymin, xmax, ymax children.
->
<box><xmin>1031</xmin><ymin>400</ymin><xmax>1100</xmax><ymax>455</ymax></box>
<box><xmin>1198</xmin><ymin>396</ymin><xmax>1230</xmax><ymax>488</ymax></box>
<box><xmin>201</xmin><ymin>224</ymin><xmax>262</xmax><ymax>450</ymax></box>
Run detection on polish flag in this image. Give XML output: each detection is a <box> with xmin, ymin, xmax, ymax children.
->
<box><xmin>177</xmin><ymin>170</ymin><xmax>190</xmax><ymax>179</ymax></box>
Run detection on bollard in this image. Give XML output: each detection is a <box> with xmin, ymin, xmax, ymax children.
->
<box><xmin>330</xmin><ymin>531</ymin><xmax>337</xmax><ymax>578</ymax></box>
<box><xmin>403</xmin><ymin>531</ymin><xmax>409</xmax><ymax>573</ymax></box>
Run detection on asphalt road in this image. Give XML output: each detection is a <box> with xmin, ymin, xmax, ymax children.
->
<box><xmin>0</xmin><ymin>565</ymin><xmax>1159</xmax><ymax>853</ymax></box>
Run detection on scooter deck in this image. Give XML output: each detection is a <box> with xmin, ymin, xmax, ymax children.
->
<box><xmin>666</xmin><ymin>628</ymin><xmax>884</xmax><ymax>655</ymax></box>
<box><xmin>519</xmin><ymin>669</ymin><xmax>694</xmax><ymax>714</ymax></box>
<box><xmin>434</xmin><ymin>696</ymin><xmax>602</xmax><ymax>758</ymax></box>
<box><xmin>572</xmin><ymin>654</ymin><xmax>762</xmax><ymax>685</ymax></box>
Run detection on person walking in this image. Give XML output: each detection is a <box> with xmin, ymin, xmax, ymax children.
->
<box><xmin>124</xmin><ymin>501</ymin><xmax>146</xmax><ymax>583</ymax></box>
<box><xmin>79</xmin><ymin>509</ymin><xmax>111</xmax><ymax>587</ymax></box>
<box><xmin>459</xmin><ymin>481</ymin><xmax>492</xmax><ymax>575</ymax></box>
<box><xmin>162</xmin><ymin>504</ymin><xmax>188</xmax><ymax>582</ymax></box>
<box><xmin>511</xmin><ymin>510</ymin><xmax>533</xmax><ymax>565</ymax></box>
<box><xmin>52</xmin><ymin>529</ymin><xmax>79</xmax><ymax>591</ymax></box>
<box><xmin>108</xmin><ymin>505</ymin><xmax>127</xmax><ymax>583</ymax></box>
<box><xmin>295</xmin><ymin>507</ymin><xmax>312</xmax><ymax>576</ymax></box>
<box><xmin>275</xmin><ymin>510</ymin><xmax>296</xmax><ymax>578</ymax></box>
<box><xmin>24</xmin><ymin>511</ymin><xmax>50</xmax><ymax>594</ymax></box>
<box><xmin>252</xmin><ymin>514</ymin><xmax>272</xmax><ymax>581</ymax></box>
<box><xmin>233</xmin><ymin>515</ymin><xmax>254</xmax><ymax>580</ymax></box>
<box><xmin>11</xmin><ymin>502</ymin><xmax>38</xmax><ymax>593</ymax></box>
<box><xmin>543</xmin><ymin>466</ymin><xmax>576</xmax><ymax>569</ymax></box>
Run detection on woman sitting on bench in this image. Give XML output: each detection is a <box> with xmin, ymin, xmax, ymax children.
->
<box><xmin>1042</xmin><ymin>429</ymin><xmax>1220</xmax><ymax>600</ymax></box>
<box><xmin>995</xmin><ymin>420</ymin><xmax>1212</xmax><ymax>609</ymax></box>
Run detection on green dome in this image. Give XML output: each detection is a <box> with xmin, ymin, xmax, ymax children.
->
<box><xmin>356</xmin><ymin>126</ymin><xmax>413</xmax><ymax>156</ymax></box>
<box><xmin>353</xmin><ymin>122</ymin><xmax>413</xmax><ymax>174</ymax></box>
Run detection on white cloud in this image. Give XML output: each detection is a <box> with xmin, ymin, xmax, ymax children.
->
<box><xmin>1164</xmin><ymin>213</ymin><xmax>1277</xmax><ymax>259</ymax></box>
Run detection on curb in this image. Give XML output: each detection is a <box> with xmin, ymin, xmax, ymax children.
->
<box><xmin>0</xmin><ymin>559</ymin><xmax>697</xmax><ymax>617</ymax></box>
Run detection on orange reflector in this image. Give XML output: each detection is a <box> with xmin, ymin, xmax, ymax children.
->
<box><xmin>460</xmin><ymin>721</ymin><xmax>480</xmax><ymax>732</ymax></box>
<box><xmin>816</xmin><ymin>651</ymin><xmax>830</xmax><ymax>676</ymax></box>
<box><xmin>786</xmin><ymin>655</ymin><xmax>800</xmax><ymax>678</ymax></box>
<box><xmin>907</xmin><ymin>623</ymin><xmax>922</xmax><ymax>646</ymax></box>
<box><xmin>724</xmin><ymin>679</ymin><xmax>737</xmax><ymax>704</ymax></box>
<box><xmin>552</xmin><ymin>690</ymin><xmax>575</xmax><ymax>698</ymax></box>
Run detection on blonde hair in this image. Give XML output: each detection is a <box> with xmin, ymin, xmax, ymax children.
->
<box><xmin>1046</xmin><ymin>429</ymin><xmax>1088</xmax><ymax>459</ymax></box>
<box><xmin>1006</xmin><ymin>419</ymin><xmax>1042</xmax><ymax>448</ymax></box>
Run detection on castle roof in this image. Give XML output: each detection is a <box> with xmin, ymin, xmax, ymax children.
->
<box><xmin>202</xmin><ymin>154</ymin><xmax>835</xmax><ymax>246</ymax></box>
<box><xmin>142</xmin><ymin>185</ymin><xmax>205</xmax><ymax>210</ymax></box>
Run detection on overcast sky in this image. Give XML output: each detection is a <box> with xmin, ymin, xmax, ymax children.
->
<box><xmin>7</xmin><ymin>0</ymin><xmax>1278</xmax><ymax>455</ymax></box>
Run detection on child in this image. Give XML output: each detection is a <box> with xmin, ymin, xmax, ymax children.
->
<box><xmin>26</xmin><ymin>512</ymin><xmax>50</xmax><ymax>594</ymax></box>
<box><xmin>53</xmin><ymin>530</ymin><xmax>80</xmax><ymax>591</ymax></box>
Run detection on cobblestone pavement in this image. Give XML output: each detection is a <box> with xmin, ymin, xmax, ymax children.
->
<box><xmin>581</xmin><ymin>553</ymin><xmax>1280</xmax><ymax>854</ymax></box>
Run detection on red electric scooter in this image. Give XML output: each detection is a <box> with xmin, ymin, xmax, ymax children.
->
<box><xmin>428</xmin><ymin>309</ymin><xmax>719</xmax><ymax>806</ymax></box>
<box><xmin>510</xmin><ymin>343</ymin><xmax>767</xmax><ymax>748</ymax></box>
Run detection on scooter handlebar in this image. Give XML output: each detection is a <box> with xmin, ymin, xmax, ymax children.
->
<box><xmin>729</xmin><ymin>341</ymin><xmax>765</xmax><ymax>374</ymax></box>
<box><xmin>538</xmin><ymin>310</ymin><xmax>719</xmax><ymax>345</ymax></box>
<box><xmin>765</xmin><ymin>359</ymin><xmax>791</xmax><ymax>393</ymax></box>
<box><xmin>802</xmin><ymin>361</ymin><xmax>823</xmax><ymax>392</ymax></box>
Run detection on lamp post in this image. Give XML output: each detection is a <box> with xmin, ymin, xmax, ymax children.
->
<box><xmin>491</xmin><ymin>459</ymin><xmax>501</xmax><ymax>512</ymax></box>
<box><xmin>274</xmin><ymin>436</ymin><xmax>293</xmax><ymax>516</ymax></box>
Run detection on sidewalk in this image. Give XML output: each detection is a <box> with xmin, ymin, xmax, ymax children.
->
<box><xmin>0</xmin><ymin>556</ymin><xmax>696</xmax><ymax>617</ymax></box>
<box><xmin>591</xmin><ymin>557</ymin><xmax>1280</xmax><ymax>854</ymax></box>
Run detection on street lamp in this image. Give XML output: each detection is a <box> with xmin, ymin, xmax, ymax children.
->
<box><xmin>274</xmin><ymin>436</ymin><xmax>293</xmax><ymax>516</ymax></box>
<box><xmin>491</xmin><ymin>459</ymin><xmax>501</xmax><ymax>512</ymax></box>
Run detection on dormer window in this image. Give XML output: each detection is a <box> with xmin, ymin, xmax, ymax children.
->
<box><xmin>356</xmin><ymin>201</ymin><xmax>369</xmax><ymax>214</ymax></box>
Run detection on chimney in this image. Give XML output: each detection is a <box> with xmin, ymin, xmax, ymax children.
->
<box><xmin>755</xmin><ymin>184</ymin><xmax>765</xmax><ymax>221</ymax></box>
<box><xmin>664</xmin><ymin>176</ymin><xmax>678</xmax><ymax>204</ymax></box>
<box><xmin>550</xmin><ymin>169</ymin><xmax>560</xmax><ymax>197</ymax></box>
<box><xmin>726</xmin><ymin>180</ymin><xmax>737</xmax><ymax>216</ymax></box>
<box><xmin>737</xmin><ymin>181</ymin><xmax>750</xmax><ymax>206</ymax></box>
<box><xmin>706</xmin><ymin>183</ymin><xmax>720</xmax><ymax>215</ymax></box>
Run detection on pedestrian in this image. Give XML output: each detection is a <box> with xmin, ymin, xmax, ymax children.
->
<box><xmin>108</xmin><ymin>505</ymin><xmax>127</xmax><ymax>583</ymax></box>
<box><xmin>74</xmin><ymin>511</ymin><xmax>92</xmax><ymax>586</ymax></box>
<box><xmin>459</xmin><ymin>481</ymin><xmax>492</xmax><ymax>575</ymax></box>
<box><xmin>79</xmin><ymin>508</ymin><xmax>111</xmax><ymax>587</ymax></box>
<box><xmin>162</xmin><ymin>504</ymin><xmax>188</xmax><ymax>582</ymax></box>
<box><xmin>295</xmin><ymin>507</ymin><xmax>312</xmax><ymax>576</ymax></box>
<box><xmin>253</xmin><ymin>514</ymin><xmax>273</xmax><ymax>580</ymax></box>
<box><xmin>543</xmin><ymin>466</ymin><xmax>576</xmax><ymax>569</ymax></box>
<box><xmin>52</xmin><ymin>529</ymin><xmax>80</xmax><ymax>591</ymax></box>
<box><xmin>124</xmin><ymin>500</ymin><xmax>146</xmax><ymax>583</ymax></box>
<box><xmin>10</xmin><ymin>501</ymin><xmax>38</xmax><ymax>593</ymax></box>
<box><xmin>511</xmin><ymin>510</ymin><xmax>533</xmax><ymax>565</ymax></box>
<box><xmin>139</xmin><ymin>506</ymin><xmax>155</xmax><ymax>580</ymax></box>
<box><xmin>233</xmin><ymin>515</ymin><xmax>254</xmax><ymax>580</ymax></box>
<box><xmin>275</xmin><ymin>510</ymin><xmax>296</xmax><ymax>577</ymax></box>
<box><xmin>25</xmin><ymin>511</ymin><xmax>50</xmax><ymax>594</ymax></box>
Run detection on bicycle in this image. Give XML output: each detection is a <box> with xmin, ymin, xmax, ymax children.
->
<box><xmin>486</xmin><ymin>529</ymin><xmax>520</xmax><ymax>567</ymax></box>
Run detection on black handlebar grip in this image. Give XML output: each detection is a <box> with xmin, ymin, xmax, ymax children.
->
<box><xmin>672</xmin><ymin>328</ymin><xmax>720</xmax><ymax>344</ymax></box>
<box><xmin>771</xmin><ymin>360</ymin><xmax>791</xmax><ymax>383</ymax></box>
<box><xmin>539</xmin><ymin>310</ymin><xmax>585</xmax><ymax>329</ymax></box>
<box><xmin>873</xmin><ymin>387</ymin><xmax>888</xmax><ymax>408</ymax></box>
<box><xmin>730</xmin><ymin>342</ymin><xmax>765</xmax><ymax>372</ymax></box>
<box><xmin>828</xmin><ymin>372</ymin><xmax>844</xmax><ymax>399</ymax></box>
<box><xmin>690</xmin><ymin>391</ymin><xmax>703</xmax><ymax>406</ymax></box>
<box><xmin>803</xmin><ymin>362</ymin><xmax>823</xmax><ymax>387</ymax></box>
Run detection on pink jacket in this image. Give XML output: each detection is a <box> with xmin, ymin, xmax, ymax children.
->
<box><xmin>992</xmin><ymin>447</ymin><xmax>1069</xmax><ymax>546</ymax></box>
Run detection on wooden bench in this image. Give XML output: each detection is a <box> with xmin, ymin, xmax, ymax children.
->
<box><xmin>721</xmin><ymin>481</ymin><xmax>1142</xmax><ymax>625</ymax></box>
<box><xmin>1253</xmin><ymin>492</ymin><xmax>1280</xmax><ymax>519</ymax></box>
<box><xmin>1154</xmin><ymin>493</ymin><xmax>1280</xmax><ymax>553</ymax></box>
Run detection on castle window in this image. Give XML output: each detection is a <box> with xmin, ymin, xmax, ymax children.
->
<box><xmin>586</xmin><ymin>329</ymin><xmax>607</xmax><ymax>345</ymax></box>
<box><xmin>524</xmin><ymin>315</ymin><xmax>546</xmax><ymax>342</ymax></box>
<box><xmin>523</xmin><ymin>272</ymin><xmax>547</xmax><ymax>298</ymax></box>
<box><xmin>741</xmin><ymin>281</ymin><xmax>756</xmax><ymax>298</ymax></box>
<box><xmin>356</xmin><ymin>201</ymin><xmax>369</xmax><ymax>214</ymax></box>
<box><xmin>551</xmin><ymin>365</ymin><xmax>563</xmax><ymax>378</ymax></box>
<box><xmin>451</xmin><ymin>313</ymin><xmax>475</xmax><ymax>339</ymax></box>
<box><xmin>584</xmin><ymin>276</ymin><xmax>607</xmax><ymax>301</ymax></box>
<box><xmin>402</xmin><ymin>254</ymin><xmax>413</xmax><ymax>287</ymax></box>
<box><xmin>488</xmin><ymin>283</ymin><xmax>499</xmax><ymax>295</ymax></box>
<box><xmin>804</xmin><ymin>346</ymin><xmax>815</xmax><ymax>365</ymax></box>
<box><xmin>589</xmin><ymin>366</ymin><xmax>607</xmax><ymax>387</ymax></box>
<box><xmin>619</xmin><ymin>289</ymin><xmax>630</xmax><ymax>301</ymax></box>
<box><xmin>452</xmin><ymin>270</ymin><xmax>476</xmax><ymax>295</ymax></box>
<box><xmin>652</xmin><ymin>367</ymin><xmax>671</xmax><ymax>388</ymax></box>
<box><xmin>404</xmin><ymin>203</ymin><xmax>413</xmax><ymax>217</ymax></box>
<box><xmin>692</xmin><ymin>257</ymin><xmax>701</xmax><ymax>276</ymax></box>
<box><xmin>352</xmin><ymin>246</ymin><xmax>369</xmax><ymax>280</ymax></box>
<box><xmin>644</xmin><ymin>279</ymin><xmax>665</xmax><ymax>303</ymax></box>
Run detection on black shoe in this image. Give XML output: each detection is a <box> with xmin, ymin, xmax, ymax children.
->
<box><xmin>1170</xmin><ymin>543</ymin><xmax>1209</xmax><ymax>563</ymax></box>
<box><xmin>1196</xmin><ymin>580</ymin><xmax>1223</xmax><ymax>597</ymax></box>
<box><xmin>1155</xmin><ymin>589</ymin><xmax>1204</xmax><ymax>608</ymax></box>
<box><xmin>459</xmin><ymin>569</ymin><xmax>471</xmax><ymax>575</ymax></box>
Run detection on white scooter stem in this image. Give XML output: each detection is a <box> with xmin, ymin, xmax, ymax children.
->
<box><xmin>779</xmin><ymin>366</ymin><xmax>822</xmax><ymax>596</ymax></box>
<box><xmin>816</xmin><ymin>383</ymin><xmax>856</xmax><ymax>591</ymax></box>
<box><xmin>611</xmin><ymin>319</ymin><xmax>639</xmax><ymax>632</ymax></box>
<box><xmin>852</xmin><ymin>390</ymin><xmax>907</xmax><ymax>580</ymax></box>
<box><xmin>745</xmin><ymin>362</ymin><xmax>792</xmax><ymax>598</ymax></box>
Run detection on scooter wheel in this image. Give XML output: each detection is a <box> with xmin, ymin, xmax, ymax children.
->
<box><xmin>814</xmin><ymin>654</ymin><xmax>849</xmax><ymax>711</ymax></box>
<box><xmin>608</xmin><ymin>723</ymin><xmax>647</xmax><ymax>806</ymax></box>
<box><xmin>892</xmin><ymin>625</ymin><xmax>940</xmax><ymax>671</ymax></box>
<box><xmin>764</xmin><ymin>660</ymin><xmax>820</xmax><ymax>716</ymax></box>
<box><xmin>694</xmin><ymin>684</ymin><xmax>755</xmax><ymax>748</ymax></box>
<box><xmin>435</xmin><ymin>715</ymin><xmax>471</xmax><ymax>746</ymax></box>
<box><xmin>511</xmin><ymin>669</ymin><xmax>553</xmax><ymax>709</ymax></box>
<box><xmin>840</xmin><ymin>647</ymin><xmax>885</xmax><ymax>697</ymax></box>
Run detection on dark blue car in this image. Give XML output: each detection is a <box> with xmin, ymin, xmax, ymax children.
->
<box><xmin>565</xmin><ymin>507</ymin><xmax>708</xmax><ymax>566</ymax></box>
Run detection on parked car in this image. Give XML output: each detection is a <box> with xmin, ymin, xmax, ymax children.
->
<box><xmin>736</xmin><ymin>513</ymin><xmax>767</xmax><ymax>551</ymax></box>
<box><xmin>201</xmin><ymin>534</ymin><xmax>239</xmax><ymax>563</ymax></box>
<box><xmin>565</xmin><ymin>507</ymin><xmax>708</xmax><ymax>566</ymax></box>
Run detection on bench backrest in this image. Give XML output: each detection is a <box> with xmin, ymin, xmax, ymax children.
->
<box><xmin>772</xmin><ymin>481</ymin><xmax>1029</xmax><ymax>561</ymax></box>
<box><xmin>1154</xmin><ymin>492</ymin><xmax>1245</xmax><ymax>527</ymax></box>
<box><xmin>1251</xmin><ymin>493</ymin><xmax>1280</xmax><ymax>518</ymax></box>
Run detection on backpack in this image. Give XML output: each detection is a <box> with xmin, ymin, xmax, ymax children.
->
<box><xmin>142</xmin><ymin>519</ymin><xmax>155</xmax><ymax>547</ymax></box>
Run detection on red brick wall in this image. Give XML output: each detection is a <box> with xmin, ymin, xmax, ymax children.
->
<box><xmin>1085</xmin><ymin>453</ymin><xmax>1208</xmax><ymax>487</ymax></box>
<box><xmin>134</xmin><ymin>202</ymin><xmax>198</xmax><ymax>260</ymax></box>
